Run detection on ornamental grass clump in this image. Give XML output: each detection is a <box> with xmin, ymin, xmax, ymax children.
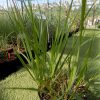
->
<box><xmin>6</xmin><ymin>0</ymin><xmax>100</xmax><ymax>99</ymax></box>
<box><xmin>0</xmin><ymin>11</ymin><xmax>17</xmax><ymax>36</ymax></box>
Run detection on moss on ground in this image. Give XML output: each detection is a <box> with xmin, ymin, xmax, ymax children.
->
<box><xmin>0</xmin><ymin>68</ymin><xmax>39</xmax><ymax>100</ymax></box>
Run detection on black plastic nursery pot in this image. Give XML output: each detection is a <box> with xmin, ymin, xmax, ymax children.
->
<box><xmin>0</xmin><ymin>48</ymin><xmax>25</xmax><ymax>80</ymax></box>
<box><xmin>38</xmin><ymin>89</ymin><xmax>53</xmax><ymax>100</ymax></box>
<box><xmin>38</xmin><ymin>83</ymin><xmax>91</xmax><ymax>100</ymax></box>
<box><xmin>0</xmin><ymin>57</ymin><xmax>22</xmax><ymax>80</ymax></box>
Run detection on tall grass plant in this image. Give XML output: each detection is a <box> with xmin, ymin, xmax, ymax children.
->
<box><xmin>4</xmin><ymin>0</ymin><xmax>100</xmax><ymax>99</ymax></box>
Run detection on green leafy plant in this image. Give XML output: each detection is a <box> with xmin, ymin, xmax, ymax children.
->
<box><xmin>0</xmin><ymin>11</ymin><xmax>17</xmax><ymax>36</ymax></box>
<box><xmin>5</xmin><ymin>0</ymin><xmax>100</xmax><ymax>100</ymax></box>
<box><xmin>97</xmin><ymin>23</ymin><xmax>100</xmax><ymax>28</ymax></box>
<box><xmin>0</xmin><ymin>33</ymin><xmax>12</xmax><ymax>60</ymax></box>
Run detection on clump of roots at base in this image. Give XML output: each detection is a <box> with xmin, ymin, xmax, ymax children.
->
<box><xmin>38</xmin><ymin>72</ymin><xmax>89</xmax><ymax>100</ymax></box>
